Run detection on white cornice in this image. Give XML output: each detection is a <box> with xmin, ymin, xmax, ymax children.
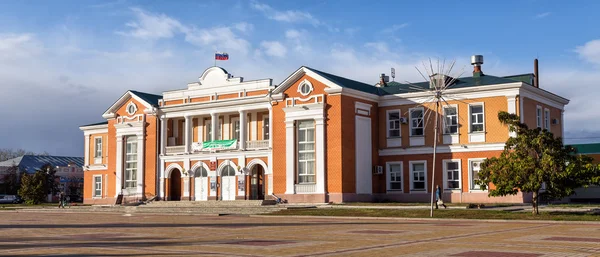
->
<box><xmin>160</xmin><ymin>96</ymin><xmax>270</xmax><ymax>114</ymax></box>
<box><xmin>379</xmin><ymin>143</ymin><xmax>506</xmax><ymax>156</ymax></box>
<box><xmin>103</xmin><ymin>91</ymin><xmax>156</xmax><ymax>117</ymax></box>
<box><xmin>163</xmin><ymin>84</ymin><xmax>274</xmax><ymax>101</ymax></box>
<box><xmin>81</xmin><ymin>127</ymin><xmax>108</xmax><ymax>135</ymax></box>
<box><xmin>520</xmin><ymin>86</ymin><xmax>569</xmax><ymax>110</ymax></box>
<box><xmin>163</xmin><ymin>102</ymin><xmax>272</xmax><ymax>118</ymax></box>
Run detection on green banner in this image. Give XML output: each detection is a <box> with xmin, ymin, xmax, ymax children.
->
<box><xmin>201</xmin><ymin>139</ymin><xmax>238</xmax><ymax>150</ymax></box>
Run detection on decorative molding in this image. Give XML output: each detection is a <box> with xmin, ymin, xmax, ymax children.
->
<box><xmin>379</xmin><ymin>143</ymin><xmax>506</xmax><ymax>156</ymax></box>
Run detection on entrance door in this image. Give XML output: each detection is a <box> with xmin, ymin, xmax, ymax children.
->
<box><xmin>250</xmin><ymin>166</ymin><xmax>265</xmax><ymax>200</ymax></box>
<box><xmin>194</xmin><ymin>166</ymin><xmax>208</xmax><ymax>201</ymax></box>
<box><xmin>221</xmin><ymin>166</ymin><xmax>236</xmax><ymax>201</ymax></box>
<box><xmin>170</xmin><ymin>169</ymin><xmax>182</xmax><ymax>201</ymax></box>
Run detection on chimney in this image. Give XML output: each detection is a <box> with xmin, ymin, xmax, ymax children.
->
<box><xmin>378</xmin><ymin>73</ymin><xmax>389</xmax><ymax>87</ymax></box>
<box><xmin>471</xmin><ymin>55</ymin><xmax>484</xmax><ymax>77</ymax></box>
<box><xmin>534</xmin><ymin>58</ymin><xmax>539</xmax><ymax>88</ymax></box>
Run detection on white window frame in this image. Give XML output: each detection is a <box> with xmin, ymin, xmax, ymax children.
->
<box><xmin>94</xmin><ymin>137</ymin><xmax>102</xmax><ymax>164</ymax></box>
<box><xmin>443</xmin><ymin>105</ymin><xmax>458</xmax><ymax>134</ymax></box>
<box><xmin>93</xmin><ymin>175</ymin><xmax>102</xmax><ymax>198</ymax></box>
<box><xmin>126</xmin><ymin>102</ymin><xmax>137</xmax><ymax>115</ymax></box>
<box><xmin>231</xmin><ymin>117</ymin><xmax>240</xmax><ymax>140</ymax></box>
<box><xmin>298</xmin><ymin>79</ymin><xmax>314</xmax><ymax>96</ymax></box>
<box><xmin>409</xmin><ymin>107</ymin><xmax>424</xmax><ymax>137</ymax></box>
<box><xmin>468</xmin><ymin>158</ymin><xmax>486</xmax><ymax>192</ymax></box>
<box><xmin>124</xmin><ymin>136</ymin><xmax>138</xmax><ymax>189</ymax></box>
<box><xmin>536</xmin><ymin>105</ymin><xmax>542</xmax><ymax>128</ymax></box>
<box><xmin>297</xmin><ymin>120</ymin><xmax>316</xmax><ymax>184</ymax></box>
<box><xmin>468</xmin><ymin>103</ymin><xmax>485</xmax><ymax>133</ymax></box>
<box><xmin>409</xmin><ymin>160</ymin><xmax>427</xmax><ymax>192</ymax></box>
<box><xmin>386</xmin><ymin>161</ymin><xmax>403</xmax><ymax>192</ymax></box>
<box><xmin>263</xmin><ymin>116</ymin><xmax>270</xmax><ymax>140</ymax></box>
<box><xmin>386</xmin><ymin>110</ymin><xmax>401</xmax><ymax>138</ymax></box>
<box><xmin>544</xmin><ymin>108</ymin><xmax>550</xmax><ymax>131</ymax></box>
<box><xmin>442</xmin><ymin>159</ymin><xmax>461</xmax><ymax>191</ymax></box>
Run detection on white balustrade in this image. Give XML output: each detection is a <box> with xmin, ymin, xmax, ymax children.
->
<box><xmin>246</xmin><ymin>140</ymin><xmax>270</xmax><ymax>149</ymax></box>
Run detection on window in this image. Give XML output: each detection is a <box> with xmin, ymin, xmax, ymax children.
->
<box><xmin>205</xmin><ymin>120</ymin><xmax>212</xmax><ymax>141</ymax></box>
<box><xmin>443</xmin><ymin>106</ymin><xmax>458</xmax><ymax>134</ymax></box>
<box><xmin>536</xmin><ymin>106</ymin><xmax>542</xmax><ymax>128</ymax></box>
<box><xmin>297</xmin><ymin>120</ymin><xmax>315</xmax><ymax>184</ymax></box>
<box><xmin>126</xmin><ymin>102</ymin><xmax>137</xmax><ymax>115</ymax></box>
<box><xmin>93</xmin><ymin>175</ymin><xmax>102</xmax><ymax>197</ymax></box>
<box><xmin>409</xmin><ymin>108</ymin><xmax>424</xmax><ymax>136</ymax></box>
<box><xmin>544</xmin><ymin>108</ymin><xmax>550</xmax><ymax>131</ymax></box>
<box><xmin>298</xmin><ymin>80</ymin><xmax>313</xmax><ymax>96</ymax></box>
<box><xmin>469</xmin><ymin>159</ymin><xmax>484</xmax><ymax>190</ymax></box>
<box><xmin>124</xmin><ymin>136</ymin><xmax>138</xmax><ymax>189</ymax></box>
<box><xmin>195</xmin><ymin>166</ymin><xmax>208</xmax><ymax>177</ymax></box>
<box><xmin>444</xmin><ymin>160</ymin><xmax>460</xmax><ymax>190</ymax></box>
<box><xmin>231</xmin><ymin>117</ymin><xmax>240</xmax><ymax>140</ymax></box>
<box><xmin>221</xmin><ymin>165</ymin><xmax>236</xmax><ymax>176</ymax></box>
<box><xmin>94</xmin><ymin>137</ymin><xmax>102</xmax><ymax>164</ymax></box>
<box><xmin>387</xmin><ymin>110</ymin><xmax>401</xmax><ymax>138</ymax></box>
<box><xmin>387</xmin><ymin>162</ymin><xmax>403</xmax><ymax>191</ymax></box>
<box><xmin>263</xmin><ymin>117</ymin><xmax>270</xmax><ymax>140</ymax></box>
<box><xmin>410</xmin><ymin>161</ymin><xmax>426</xmax><ymax>191</ymax></box>
<box><xmin>470</xmin><ymin>104</ymin><xmax>484</xmax><ymax>132</ymax></box>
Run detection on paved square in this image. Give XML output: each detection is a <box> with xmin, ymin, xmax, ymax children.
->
<box><xmin>1</xmin><ymin>210</ymin><xmax>599</xmax><ymax>256</ymax></box>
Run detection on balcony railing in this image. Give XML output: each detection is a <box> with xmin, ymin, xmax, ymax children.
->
<box><xmin>165</xmin><ymin>145</ymin><xmax>185</xmax><ymax>155</ymax></box>
<box><xmin>295</xmin><ymin>183</ymin><xmax>316</xmax><ymax>193</ymax></box>
<box><xmin>246</xmin><ymin>140</ymin><xmax>269</xmax><ymax>149</ymax></box>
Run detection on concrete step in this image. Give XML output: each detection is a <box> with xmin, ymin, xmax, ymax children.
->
<box><xmin>141</xmin><ymin>199</ymin><xmax>277</xmax><ymax>208</ymax></box>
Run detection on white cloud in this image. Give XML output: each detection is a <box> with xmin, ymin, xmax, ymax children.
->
<box><xmin>285</xmin><ymin>29</ymin><xmax>302</xmax><ymax>40</ymax></box>
<box><xmin>117</xmin><ymin>7</ymin><xmax>252</xmax><ymax>54</ymax></box>
<box><xmin>575</xmin><ymin>39</ymin><xmax>600</xmax><ymax>65</ymax></box>
<box><xmin>118</xmin><ymin>7</ymin><xmax>183</xmax><ymax>39</ymax></box>
<box><xmin>364</xmin><ymin>42</ymin><xmax>389</xmax><ymax>54</ymax></box>
<box><xmin>251</xmin><ymin>1</ymin><xmax>320</xmax><ymax>26</ymax></box>
<box><xmin>234</xmin><ymin>22</ymin><xmax>254</xmax><ymax>33</ymax></box>
<box><xmin>382</xmin><ymin>23</ymin><xmax>409</xmax><ymax>34</ymax></box>
<box><xmin>260</xmin><ymin>41</ymin><xmax>287</xmax><ymax>58</ymax></box>
<box><xmin>535</xmin><ymin>12</ymin><xmax>551</xmax><ymax>19</ymax></box>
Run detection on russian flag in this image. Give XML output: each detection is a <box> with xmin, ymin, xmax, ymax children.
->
<box><xmin>215</xmin><ymin>52</ymin><xmax>229</xmax><ymax>60</ymax></box>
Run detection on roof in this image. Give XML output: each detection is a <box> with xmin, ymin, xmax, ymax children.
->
<box><xmin>80</xmin><ymin>121</ymin><xmax>108</xmax><ymax>127</ymax></box>
<box><xmin>130</xmin><ymin>90</ymin><xmax>162</xmax><ymax>107</ymax></box>
<box><xmin>379</xmin><ymin>74</ymin><xmax>522</xmax><ymax>95</ymax></box>
<box><xmin>0</xmin><ymin>155</ymin><xmax>84</xmax><ymax>173</ymax></box>
<box><xmin>304</xmin><ymin>66</ymin><xmax>384</xmax><ymax>95</ymax></box>
<box><xmin>570</xmin><ymin>143</ymin><xmax>600</xmax><ymax>154</ymax></box>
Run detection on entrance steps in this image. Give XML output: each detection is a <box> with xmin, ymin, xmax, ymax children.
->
<box><xmin>141</xmin><ymin>199</ymin><xmax>277</xmax><ymax>208</ymax></box>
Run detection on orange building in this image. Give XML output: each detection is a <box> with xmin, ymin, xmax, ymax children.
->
<box><xmin>80</xmin><ymin>56</ymin><xmax>569</xmax><ymax>204</ymax></box>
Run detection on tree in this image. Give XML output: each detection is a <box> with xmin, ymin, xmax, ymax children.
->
<box><xmin>1</xmin><ymin>164</ymin><xmax>20</xmax><ymax>195</ymax></box>
<box><xmin>0</xmin><ymin>148</ymin><xmax>49</xmax><ymax>162</ymax></box>
<box><xmin>17</xmin><ymin>164</ymin><xmax>59</xmax><ymax>204</ymax></box>
<box><xmin>18</xmin><ymin>172</ymin><xmax>46</xmax><ymax>204</ymax></box>
<box><xmin>477</xmin><ymin>112</ymin><xmax>600</xmax><ymax>214</ymax></box>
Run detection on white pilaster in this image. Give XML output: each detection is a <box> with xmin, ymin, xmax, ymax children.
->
<box><xmin>198</xmin><ymin>118</ymin><xmax>203</xmax><ymax>143</ymax></box>
<box><xmin>84</xmin><ymin>135</ymin><xmax>90</xmax><ymax>166</ymax></box>
<box><xmin>507</xmin><ymin>95</ymin><xmax>517</xmax><ymax>138</ymax></box>
<box><xmin>239</xmin><ymin>110</ymin><xmax>247</xmax><ymax>150</ymax></box>
<box><xmin>315</xmin><ymin>117</ymin><xmax>325</xmax><ymax>194</ymax></box>
<box><xmin>268</xmin><ymin>106</ymin><xmax>273</xmax><ymax>148</ymax></box>
<box><xmin>183</xmin><ymin>160</ymin><xmax>190</xmax><ymax>197</ymax></box>
<box><xmin>136</xmin><ymin>133</ymin><xmax>145</xmax><ymax>196</ymax></box>
<box><xmin>115</xmin><ymin>136</ymin><xmax>123</xmax><ymax>197</ymax></box>
<box><xmin>173</xmin><ymin>118</ymin><xmax>179</xmax><ymax>145</ymax></box>
<box><xmin>211</xmin><ymin>112</ymin><xmax>218</xmax><ymax>141</ymax></box>
<box><xmin>160</xmin><ymin>117</ymin><xmax>166</xmax><ymax>154</ymax></box>
<box><xmin>159</xmin><ymin>160</ymin><xmax>165</xmax><ymax>198</ymax></box>
<box><xmin>223</xmin><ymin>114</ymin><xmax>230</xmax><ymax>140</ymax></box>
<box><xmin>184</xmin><ymin>115</ymin><xmax>191</xmax><ymax>153</ymax></box>
<box><xmin>285</xmin><ymin>120</ymin><xmax>295</xmax><ymax>194</ymax></box>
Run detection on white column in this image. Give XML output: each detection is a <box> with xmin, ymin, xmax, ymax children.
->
<box><xmin>198</xmin><ymin>118</ymin><xmax>204</xmax><ymax>143</ymax></box>
<box><xmin>315</xmin><ymin>117</ymin><xmax>325</xmax><ymax>194</ymax></box>
<box><xmin>183</xmin><ymin>159</ymin><xmax>190</xmax><ymax>198</ymax></box>
<box><xmin>184</xmin><ymin>115</ymin><xmax>192</xmax><ymax>153</ymax></box>
<box><xmin>136</xmin><ymin>134</ymin><xmax>145</xmax><ymax>196</ymax></box>
<box><xmin>507</xmin><ymin>95</ymin><xmax>517</xmax><ymax>138</ymax></box>
<box><xmin>160</xmin><ymin>117</ymin><xmax>167</xmax><ymax>154</ymax></box>
<box><xmin>239</xmin><ymin>110</ymin><xmax>247</xmax><ymax>150</ymax></box>
<box><xmin>268</xmin><ymin>106</ymin><xmax>273</xmax><ymax>148</ymax></box>
<box><xmin>84</xmin><ymin>135</ymin><xmax>90</xmax><ymax>166</ymax></box>
<box><xmin>115</xmin><ymin>136</ymin><xmax>123</xmax><ymax>197</ymax></box>
<box><xmin>211</xmin><ymin>112</ymin><xmax>218</xmax><ymax>141</ymax></box>
<box><xmin>285</xmin><ymin>120</ymin><xmax>295</xmax><ymax>194</ymax></box>
<box><xmin>223</xmin><ymin>115</ymin><xmax>230</xmax><ymax>140</ymax></box>
<box><xmin>159</xmin><ymin>160</ymin><xmax>165</xmax><ymax>199</ymax></box>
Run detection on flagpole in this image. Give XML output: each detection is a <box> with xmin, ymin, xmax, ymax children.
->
<box><xmin>214</xmin><ymin>51</ymin><xmax>217</xmax><ymax>67</ymax></box>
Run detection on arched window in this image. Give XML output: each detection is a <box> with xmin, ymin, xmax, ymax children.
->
<box><xmin>221</xmin><ymin>166</ymin><xmax>236</xmax><ymax>176</ymax></box>
<box><xmin>194</xmin><ymin>166</ymin><xmax>208</xmax><ymax>177</ymax></box>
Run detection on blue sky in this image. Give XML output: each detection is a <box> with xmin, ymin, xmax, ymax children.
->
<box><xmin>1</xmin><ymin>0</ymin><xmax>600</xmax><ymax>156</ymax></box>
